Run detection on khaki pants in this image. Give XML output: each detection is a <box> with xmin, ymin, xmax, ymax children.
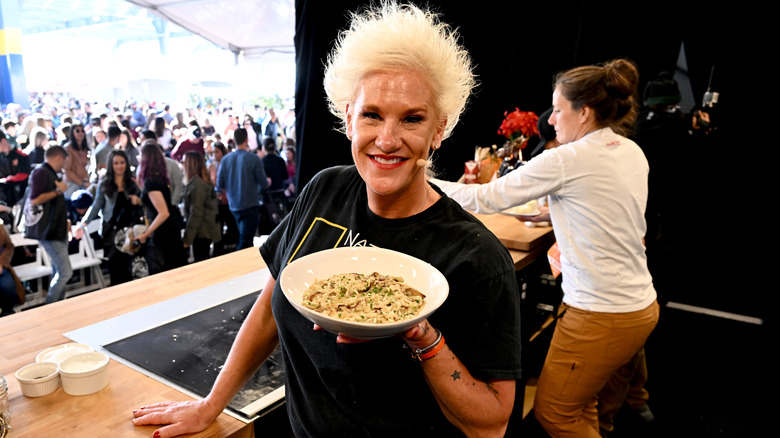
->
<box><xmin>597</xmin><ymin>346</ymin><xmax>650</xmax><ymax>433</ymax></box>
<box><xmin>533</xmin><ymin>301</ymin><xmax>659</xmax><ymax>438</ymax></box>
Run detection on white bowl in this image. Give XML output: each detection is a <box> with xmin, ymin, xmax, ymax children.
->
<box><xmin>36</xmin><ymin>343</ymin><xmax>94</xmax><ymax>365</ymax></box>
<box><xmin>57</xmin><ymin>352</ymin><xmax>110</xmax><ymax>396</ymax></box>
<box><xmin>15</xmin><ymin>362</ymin><xmax>60</xmax><ymax>397</ymax></box>
<box><xmin>280</xmin><ymin>246</ymin><xmax>449</xmax><ymax>339</ymax></box>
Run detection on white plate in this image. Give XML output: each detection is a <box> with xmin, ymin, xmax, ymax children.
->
<box><xmin>500</xmin><ymin>205</ymin><xmax>541</xmax><ymax>217</ymax></box>
<box><xmin>36</xmin><ymin>343</ymin><xmax>94</xmax><ymax>365</ymax></box>
<box><xmin>279</xmin><ymin>246</ymin><xmax>449</xmax><ymax>339</ymax></box>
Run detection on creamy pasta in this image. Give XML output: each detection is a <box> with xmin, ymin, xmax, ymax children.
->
<box><xmin>302</xmin><ymin>272</ymin><xmax>425</xmax><ymax>323</ymax></box>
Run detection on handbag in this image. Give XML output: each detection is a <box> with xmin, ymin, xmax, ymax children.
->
<box><xmin>131</xmin><ymin>255</ymin><xmax>149</xmax><ymax>279</ymax></box>
<box><xmin>21</xmin><ymin>166</ymin><xmax>59</xmax><ymax>240</ymax></box>
<box><xmin>115</xmin><ymin>224</ymin><xmax>148</xmax><ymax>255</ymax></box>
<box><xmin>22</xmin><ymin>189</ymin><xmax>52</xmax><ymax>240</ymax></box>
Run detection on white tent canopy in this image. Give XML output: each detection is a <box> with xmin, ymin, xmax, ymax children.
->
<box><xmin>126</xmin><ymin>0</ymin><xmax>295</xmax><ymax>62</ymax></box>
<box><xmin>19</xmin><ymin>0</ymin><xmax>296</xmax><ymax>103</ymax></box>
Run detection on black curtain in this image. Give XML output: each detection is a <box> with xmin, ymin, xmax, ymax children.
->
<box><xmin>294</xmin><ymin>1</ymin><xmax>718</xmax><ymax>185</ymax></box>
<box><xmin>293</xmin><ymin>1</ymin><xmax>767</xmax><ymax>319</ymax></box>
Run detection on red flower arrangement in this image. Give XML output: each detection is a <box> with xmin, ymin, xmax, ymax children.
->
<box><xmin>497</xmin><ymin>108</ymin><xmax>539</xmax><ymax>148</ymax></box>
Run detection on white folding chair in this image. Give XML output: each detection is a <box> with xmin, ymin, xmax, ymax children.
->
<box><xmin>65</xmin><ymin>231</ymin><xmax>107</xmax><ymax>298</ymax></box>
<box><xmin>10</xmin><ymin>233</ymin><xmax>53</xmax><ymax>310</ymax></box>
<box><xmin>85</xmin><ymin>219</ymin><xmax>105</xmax><ymax>260</ymax></box>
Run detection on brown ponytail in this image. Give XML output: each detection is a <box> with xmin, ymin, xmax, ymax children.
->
<box><xmin>554</xmin><ymin>58</ymin><xmax>640</xmax><ymax>137</ymax></box>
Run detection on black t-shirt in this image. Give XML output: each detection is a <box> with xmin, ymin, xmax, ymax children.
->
<box><xmin>141</xmin><ymin>175</ymin><xmax>172</xmax><ymax>223</ymax></box>
<box><xmin>262</xmin><ymin>153</ymin><xmax>288</xmax><ymax>192</ymax></box>
<box><xmin>142</xmin><ymin>174</ymin><xmax>183</xmax><ymax>242</ymax></box>
<box><xmin>260</xmin><ymin>165</ymin><xmax>522</xmax><ymax>437</ymax></box>
<box><xmin>28</xmin><ymin>163</ymin><xmax>68</xmax><ymax>241</ymax></box>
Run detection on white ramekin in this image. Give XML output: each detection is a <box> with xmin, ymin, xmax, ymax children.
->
<box><xmin>57</xmin><ymin>352</ymin><xmax>110</xmax><ymax>396</ymax></box>
<box><xmin>15</xmin><ymin>362</ymin><xmax>60</xmax><ymax>397</ymax></box>
<box><xmin>36</xmin><ymin>343</ymin><xmax>94</xmax><ymax>365</ymax></box>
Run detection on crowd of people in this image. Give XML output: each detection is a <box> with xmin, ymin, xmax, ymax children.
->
<box><xmin>0</xmin><ymin>96</ymin><xmax>298</xmax><ymax>316</ymax></box>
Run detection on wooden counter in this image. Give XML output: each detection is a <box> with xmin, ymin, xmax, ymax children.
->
<box><xmin>1</xmin><ymin>214</ymin><xmax>553</xmax><ymax>437</ymax></box>
<box><xmin>471</xmin><ymin>212</ymin><xmax>555</xmax><ymax>252</ymax></box>
<box><xmin>1</xmin><ymin>247</ymin><xmax>265</xmax><ymax>438</ymax></box>
<box><xmin>471</xmin><ymin>212</ymin><xmax>555</xmax><ymax>271</ymax></box>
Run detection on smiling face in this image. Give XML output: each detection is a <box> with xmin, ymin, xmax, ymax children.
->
<box><xmin>346</xmin><ymin>70</ymin><xmax>445</xmax><ymax>215</ymax></box>
<box><xmin>112</xmin><ymin>154</ymin><xmax>127</xmax><ymax>177</ymax></box>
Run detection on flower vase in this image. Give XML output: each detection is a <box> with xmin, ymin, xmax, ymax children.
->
<box><xmin>498</xmin><ymin>138</ymin><xmax>524</xmax><ymax>177</ymax></box>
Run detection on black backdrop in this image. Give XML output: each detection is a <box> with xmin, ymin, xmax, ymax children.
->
<box><xmin>292</xmin><ymin>1</ymin><xmax>770</xmax><ymax>323</ymax></box>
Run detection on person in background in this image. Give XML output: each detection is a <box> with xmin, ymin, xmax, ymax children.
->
<box><xmin>66</xmin><ymin>189</ymin><xmax>93</xmax><ymax>227</ymax></box>
<box><xmin>119</xmin><ymin>127</ymin><xmax>140</xmax><ymax>172</ymax></box>
<box><xmin>26</xmin><ymin>146</ymin><xmax>72</xmax><ymax>304</ymax></box>
<box><xmin>0</xmin><ymin>131</ymin><xmax>31</xmax><ymax>207</ymax></box>
<box><xmin>128</xmin><ymin>100</ymin><xmax>146</xmax><ymax>130</ymax></box>
<box><xmin>432</xmin><ymin>58</ymin><xmax>659</xmax><ymax>438</ymax></box>
<box><xmin>595</xmin><ymin>71</ymin><xmax>689</xmax><ymax>437</ymax></box>
<box><xmin>143</xmin><ymin>108</ymin><xmax>158</xmax><ymax>132</ymax></box>
<box><xmin>215</xmin><ymin>127</ymin><xmax>268</xmax><ymax>250</ymax></box>
<box><xmin>56</xmin><ymin>122</ymin><xmax>72</xmax><ymax>146</ymax></box>
<box><xmin>222</xmin><ymin>112</ymin><xmax>239</xmax><ymax>139</ymax></box>
<box><xmin>133</xmin><ymin>3</ymin><xmax>520</xmax><ymax>437</ymax></box>
<box><xmin>261</xmin><ymin>108</ymin><xmax>284</xmax><ymax>149</ymax></box>
<box><xmin>257</xmin><ymin>136</ymin><xmax>289</xmax><ymax>231</ymax></box>
<box><xmin>25</xmin><ymin>126</ymin><xmax>49</xmax><ymax>166</ymax></box>
<box><xmin>2</xmin><ymin>121</ymin><xmax>19</xmax><ymax>149</ymax></box>
<box><xmin>153</xmin><ymin>117</ymin><xmax>173</xmax><ymax>156</ymax></box>
<box><xmin>206</xmin><ymin>142</ymin><xmax>237</xmax><ymax>256</ymax></box>
<box><xmin>75</xmin><ymin>149</ymin><xmax>142</xmax><ymax>286</ymax></box>
<box><xmin>283</xmin><ymin>145</ymin><xmax>297</xmax><ymax>207</ymax></box>
<box><xmin>0</xmin><ymin>222</ymin><xmax>25</xmax><ymax>317</ymax></box>
<box><xmin>93</xmin><ymin>125</ymin><xmax>121</xmax><ymax>174</ymax></box>
<box><xmin>65</xmin><ymin>189</ymin><xmax>93</xmax><ymax>254</ymax></box>
<box><xmin>62</xmin><ymin>122</ymin><xmax>91</xmax><ymax>198</ymax></box>
<box><xmin>86</xmin><ymin>117</ymin><xmax>101</xmax><ymax>151</ymax></box>
<box><xmin>170</xmin><ymin>112</ymin><xmax>187</xmax><ymax>132</ymax></box>
<box><xmin>181</xmin><ymin>151</ymin><xmax>221</xmax><ymax>262</ymax></box>
<box><xmin>135</xmin><ymin>143</ymin><xmax>185</xmax><ymax>274</ymax></box>
<box><xmin>16</xmin><ymin>113</ymin><xmax>43</xmax><ymax>150</ymax></box>
<box><xmin>159</xmin><ymin>104</ymin><xmax>174</xmax><ymax>125</ymax></box>
<box><xmin>91</xmin><ymin>128</ymin><xmax>106</xmax><ymax>153</ymax></box>
<box><xmin>206</xmin><ymin>141</ymin><xmax>225</xmax><ymax>190</ymax></box>
<box><xmin>138</xmin><ymin>131</ymin><xmax>184</xmax><ymax>209</ymax></box>
<box><xmin>524</xmin><ymin>107</ymin><xmax>560</xmax><ymax>160</ymax></box>
<box><xmin>201</xmin><ymin>117</ymin><xmax>215</xmax><ymax>137</ymax></box>
<box><xmin>242</xmin><ymin>115</ymin><xmax>261</xmax><ymax>152</ymax></box>
<box><xmin>171</xmin><ymin>123</ymin><xmax>204</xmax><ymax>162</ymax></box>
<box><xmin>259</xmin><ymin>136</ymin><xmax>288</xmax><ymax>194</ymax></box>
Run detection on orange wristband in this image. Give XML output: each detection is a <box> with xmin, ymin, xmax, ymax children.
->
<box><xmin>418</xmin><ymin>334</ymin><xmax>445</xmax><ymax>361</ymax></box>
<box><xmin>409</xmin><ymin>330</ymin><xmax>445</xmax><ymax>361</ymax></box>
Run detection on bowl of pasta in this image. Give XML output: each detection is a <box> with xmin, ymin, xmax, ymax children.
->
<box><xmin>279</xmin><ymin>246</ymin><xmax>449</xmax><ymax>339</ymax></box>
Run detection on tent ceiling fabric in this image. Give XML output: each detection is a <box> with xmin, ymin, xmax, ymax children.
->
<box><xmin>126</xmin><ymin>0</ymin><xmax>295</xmax><ymax>60</ymax></box>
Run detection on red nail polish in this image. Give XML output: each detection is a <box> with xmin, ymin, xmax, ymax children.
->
<box><xmin>154</xmin><ymin>431</ymin><xmax>161</xmax><ymax>438</ymax></box>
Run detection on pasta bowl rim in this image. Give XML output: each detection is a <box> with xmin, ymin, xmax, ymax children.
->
<box><xmin>280</xmin><ymin>246</ymin><xmax>449</xmax><ymax>339</ymax></box>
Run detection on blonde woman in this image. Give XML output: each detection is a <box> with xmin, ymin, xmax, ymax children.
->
<box><xmin>134</xmin><ymin>3</ymin><xmax>521</xmax><ymax>437</ymax></box>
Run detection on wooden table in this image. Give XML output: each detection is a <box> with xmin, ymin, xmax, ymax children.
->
<box><xmin>1</xmin><ymin>247</ymin><xmax>266</xmax><ymax>438</ymax></box>
<box><xmin>1</xmin><ymin>214</ymin><xmax>553</xmax><ymax>437</ymax></box>
<box><xmin>471</xmin><ymin>212</ymin><xmax>555</xmax><ymax>271</ymax></box>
